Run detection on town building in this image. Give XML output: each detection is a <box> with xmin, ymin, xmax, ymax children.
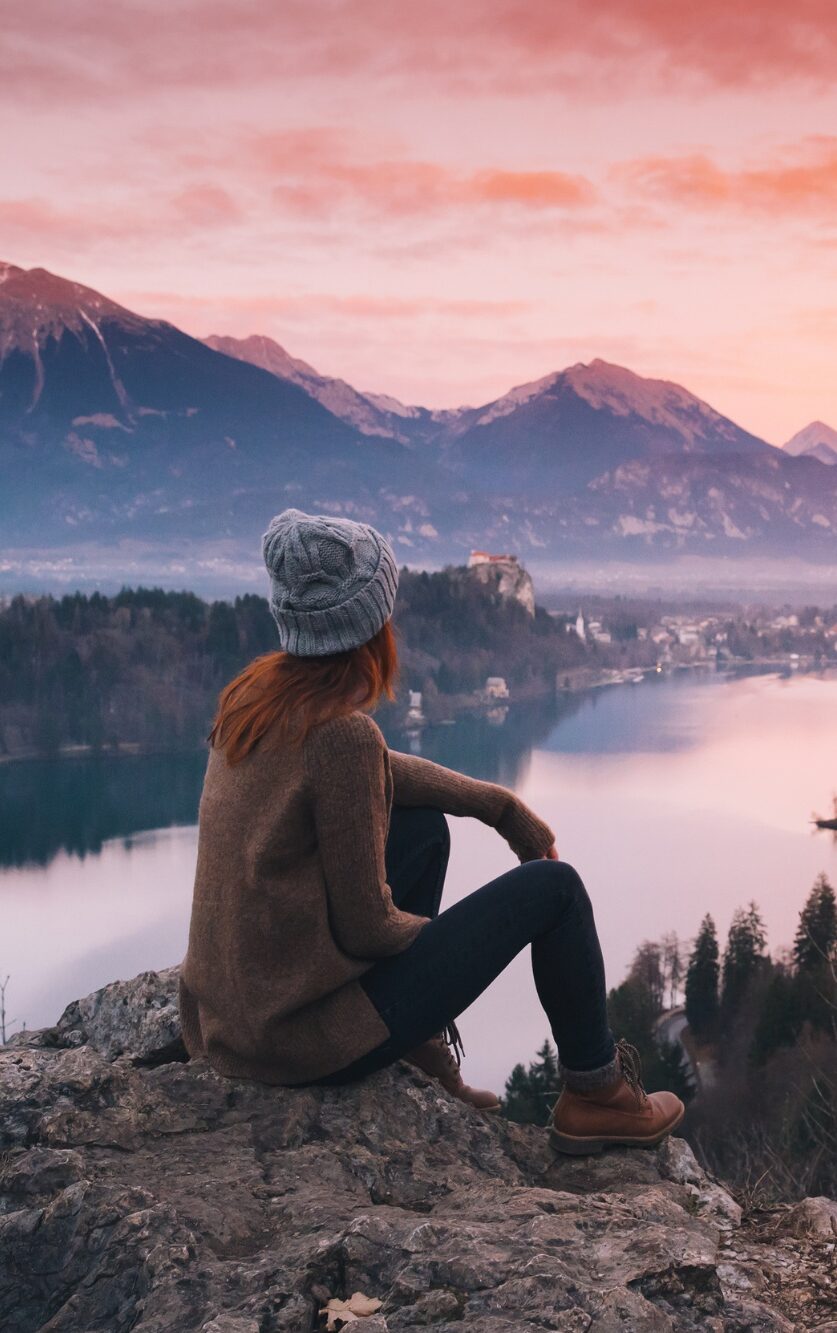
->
<box><xmin>405</xmin><ymin>691</ymin><xmax>425</xmax><ymax>726</ymax></box>
<box><xmin>484</xmin><ymin>676</ymin><xmax>510</xmax><ymax>700</ymax></box>
<box><xmin>468</xmin><ymin>550</ymin><xmax>516</xmax><ymax>567</ymax></box>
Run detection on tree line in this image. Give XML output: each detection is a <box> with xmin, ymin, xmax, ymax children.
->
<box><xmin>503</xmin><ymin>873</ymin><xmax>837</xmax><ymax>1203</ymax></box>
<box><xmin>0</xmin><ymin>570</ymin><xmax>617</xmax><ymax>758</ymax></box>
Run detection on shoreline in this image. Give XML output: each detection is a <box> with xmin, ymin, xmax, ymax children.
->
<box><xmin>0</xmin><ymin>741</ymin><xmax>207</xmax><ymax>767</ymax></box>
<box><xmin>1</xmin><ymin>659</ymin><xmax>833</xmax><ymax>767</ymax></box>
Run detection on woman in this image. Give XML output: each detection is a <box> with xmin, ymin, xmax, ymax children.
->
<box><xmin>179</xmin><ymin>508</ymin><xmax>684</xmax><ymax>1154</ymax></box>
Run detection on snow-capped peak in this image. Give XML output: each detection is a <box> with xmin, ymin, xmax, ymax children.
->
<box><xmin>470</xmin><ymin>369</ymin><xmax>563</xmax><ymax>426</ymax></box>
<box><xmin>0</xmin><ymin>262</ymin><xmax>149</xmax><ymax>362</ymax></box>
<box><xmin>563</xmin><ymin>359</ymin><xmax>701</xmax><ymax>418</ymax></box>
<box><xmin>469</xmin><ymin>357</ymin><xmax>749</xmax><ymax>447</ymax></box>
<box><xmin>783</xmin><ymin>421</ymin><xmax>837</xmax><ymax>465</ymax></box>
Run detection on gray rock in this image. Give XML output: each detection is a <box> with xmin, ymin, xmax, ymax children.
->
<box><xmin>6</xmin><ymin>966</ymin><xmax>184</xmax><ymax>1064</ymax></box>
<box><xmin>657</xmin><ymin>1137</ymin><xmax>742</xmax><ymax>1230</ymax></box>
<box><xmin>779</xmin><ymin>1195</ymin><xmax>837</xmax><ymax>1238</ymax></box>
<box><xmin>0</xmin><ymin>971</ymin><xmax>820</xmax><ymax>1331</ymax></box>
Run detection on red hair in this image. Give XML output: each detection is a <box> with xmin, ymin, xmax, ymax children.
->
<box><xmin>207</xmin><ymin>620</ymin><xmax>399</xmax><ymax>764</ymax></box>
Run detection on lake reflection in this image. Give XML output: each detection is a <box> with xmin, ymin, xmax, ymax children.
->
<box><xmin>3</xmin><ymin>671</ymin><xmax>836</xmax><ymax>1087</ymax></box>
<box><xmin>0</xmin><ymin>752</ymin><xmax>208</xmax><ymax>868</ymax></box>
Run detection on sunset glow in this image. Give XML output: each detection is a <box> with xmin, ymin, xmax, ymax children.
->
<box><xmin>3</xmin><ymin>0</ymin><xmax>836</xmax><ymax>440</ymax></box>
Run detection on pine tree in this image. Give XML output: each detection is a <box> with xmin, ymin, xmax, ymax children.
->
<box><xmin>721</xmin><ymin>902</ymin><xmax>767</xmax><ymax>1029</ymax></box>
<box><xmin>685</xmin><ymin>915</ymin><xmax>720</xmax><ymax>1041</ymax></box>
<box><xmin>607</xmin><ymin>968</ymin><xmax>694</xmax><ymax>1102</ymax></box>
<box><xmin>501</xmin><ymin>1062</ymin><xmax>542</xmax><ymax>1125</ymax></box>
<box><xmin>750</xmin><ymin>965</ymin><xmax>803</xmax><ymax>1064</ymax></box>
<box><xmin>501</xmin><ymin>1039</ymin><xmax>561</xmax><ymax>1126</ymax></box>
<box><xmin>791</xmin><ymin>873</ymin><xmax>837</xmax><ymax>1035</ymax></box>
<box><xmin>628</xmin><ymin>941</ymin><xmax>665</xmax><ymax>1014</ymax></box>
<box><xmin>794</xmin><ymin>873</ymin><xmax>837</xmax><ymax>974</ymax></box>
<box><xmin>531</xmin><ymin>1038</ymin><xmax>560</xmax><ymax>1091</ymax></box>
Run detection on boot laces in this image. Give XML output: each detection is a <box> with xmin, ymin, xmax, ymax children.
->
<box><xmin>442</xmin><ymin>1020</ymin><xmax>465</xmax><ymax>1070</ymax></box>
<box><xmin>615</xmin><ymin>1038</ymin><xmax>648</xmax><ymax>1104</ymax></box>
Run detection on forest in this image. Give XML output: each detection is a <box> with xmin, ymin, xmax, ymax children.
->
<box><xmin>0</xmin><ymin>568</ymin><xmax>623</xmax><ymax>758</ymax></box>
<box><xmin>503</xmin><ymin>872</ymin><xmax>837</xmax><ymax>1204</ymax></box>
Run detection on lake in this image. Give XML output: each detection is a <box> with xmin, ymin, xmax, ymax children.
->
<box><xmin>2</xmin><ymin>669</ymin><xmax>836</xmax><ymax>1089</ymax></box>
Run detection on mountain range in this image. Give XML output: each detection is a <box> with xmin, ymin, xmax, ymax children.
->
<box><xmin>1</xmin><ymin>261</ymin><xmax>836</xmax><ymax>582</ymax></box>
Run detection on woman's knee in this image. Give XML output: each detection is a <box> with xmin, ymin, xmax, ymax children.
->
<box><xmin>523</xmin><ymin>857</ymin><xmax>589</xmax><ymax>907</ymax></box>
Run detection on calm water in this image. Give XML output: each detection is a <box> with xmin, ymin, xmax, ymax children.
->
<box><xmin>2</xmin><ymin>670</ymin><xmax>836</xmax><ymax>1088</ymax></box>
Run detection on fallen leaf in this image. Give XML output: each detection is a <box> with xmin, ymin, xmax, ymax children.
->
<box><xmin>319</xmin><ymin>1292</ymin><xmax>383</xmax><ymax>1330</ymax></box>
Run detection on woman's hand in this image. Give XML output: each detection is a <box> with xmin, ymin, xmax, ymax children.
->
<box><xmin>495</xmin><ymin>792</ymin><xmax>557</xmax><ymax>864</ymax></box>
<box><xmin>543</xmin><ymin>843</ymin><xmax>559</xmax><ymax>860</ymax></box>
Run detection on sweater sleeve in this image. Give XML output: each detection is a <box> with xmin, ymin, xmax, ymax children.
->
<box><xmin>388</xmin><ymin>748</ymin><xmax>556</xmax><ymax>864</ymax></box>
<box><xmin>305</xmin><ymin>713</ymin><xmax>429</xmax><ymax>959</ymax></box>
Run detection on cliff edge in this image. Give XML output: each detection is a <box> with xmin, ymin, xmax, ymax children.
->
<box><xmin>1</xmin><ymin>969</ymin><xmax>834</xmax><ymax>1331</ymax></box>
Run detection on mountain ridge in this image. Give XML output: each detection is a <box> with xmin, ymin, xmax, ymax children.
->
<box><xmin>201</xmin><ymin>327</ymin><xmax>778</xmax><ymax>460</ymax></box>
<box><xmin>203</xmin><ymin>330</ymin><xmax>430</xmax><ymax>444</ymax></box>
<box><xmin>2</xmin><ymin>260</ymin><xmax>836</xmax><ymax>577</ymax></box>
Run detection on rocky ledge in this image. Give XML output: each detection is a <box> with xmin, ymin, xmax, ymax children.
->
<box><xmin>1</xmin><ymin>969</ymin><xmax>834</xmax><ymax>1332</ymax></box>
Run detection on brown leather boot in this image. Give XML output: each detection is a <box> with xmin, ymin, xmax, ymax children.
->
<box><xmin>549</xmin><ymin>1039</ymin><xmax>684</xmax><ymax>1155</ymax></box>
<box><xmin>403</xmin><ymin>1022</ymin><xmax>501</xmax><ymax>1112</ymax></box>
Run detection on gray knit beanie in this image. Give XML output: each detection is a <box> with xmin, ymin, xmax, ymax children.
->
<box><xmin>261</xmin><ymin>508</ymin><xmax>399</xmax><ymax>656</ymax></box>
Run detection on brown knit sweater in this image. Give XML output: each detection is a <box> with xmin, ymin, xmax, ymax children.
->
<box><xmin>179</xmin><ymin>709</ymin><xmax>555</xmax><ymax>1085</ymax></box>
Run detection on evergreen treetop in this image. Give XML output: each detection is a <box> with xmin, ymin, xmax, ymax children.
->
<box><xmin>685</xmin><ymin>914</ymin><xmax>720</xmax><ymax>1041</ymax></box>
<box><xmin>721</xmin><ymin>901</ymin><xmax>768</xmax><ymax>1027</ymax></box>
<box><xmin>794</xmin><ymin>873</ymin><xmax>837</xmax><ymax>974</ymax></box>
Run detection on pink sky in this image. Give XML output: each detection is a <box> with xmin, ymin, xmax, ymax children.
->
<box><xmin>2</xmin><ymin>0</ymin><xmax>837</xmax><ymax>442</ymax></box>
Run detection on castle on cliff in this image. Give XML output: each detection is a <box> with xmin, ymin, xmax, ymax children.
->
<box><xmin>466</xmin><ymin>550</ymin><xmax>535</xmax><ymax>617</ymax></box>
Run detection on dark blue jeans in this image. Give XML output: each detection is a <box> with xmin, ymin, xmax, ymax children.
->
<box><xmin>314</xmin><ymin>805</ymin><xmax>616</xmax><ymax>1084</ymax></box>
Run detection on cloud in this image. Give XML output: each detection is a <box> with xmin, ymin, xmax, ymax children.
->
<box><xmin>119</xmin><ymin>289</ymin><xmax>532</xmax><ymax>327</ymax></box>
<box><xmin>0</xmin><ymin>199</ymin><xmax>159</xmax><ymax>251</ymax></box>
<box><xmin>0</xmin><ymin>128</ymin><xmax>601</xmax><ymax>271</ymax></box>
<box><xmin>0</xmin><ymin>183</ymin><xmax>250</xmax><ymax>266</ymax></box>
<box><xmin>469</xmin><ymin>170</ymin><xmax>595</xmax><ymax>208</ymax></box>
<box><xmin>0</xmin><ymin>186</ymin><xmax>246</xmax><ymax>254</ymax></box>
<box><xmin>615</xmin><ymin>139</ymin><xmax>837</xmax><ymax>217</ymax></box>
<box><xmin>271</xmin><ymin>161</ymin><xmax>596</xmax><ymax>220</ymax></box>
<box><xmin>3</xmin><ymin>0</ymin><xmax>835</xmax><ymax>109</ymax></box>
<box><xmin>10</xmin><ymin>128</ymin><xmax>835</xmax><ymax>274</ymax></box>
<box><xmin>485</xmin><ymin>0</ymin><xmax>837</xmax><ymax>90</ymax></box>
<box><xmin>0</xmin><ymin>199</ymin><xmax>83</xmax><ymax>239</ymax></box>
<box><xmin>245</xmin><ymin>128</ymin><xmax>597</xmax><ymax>220</ymax></box>
<box><xmin>169</xmin><ymin>185</ymin><xmax>242</xmax><ymax>226</ymax></box>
